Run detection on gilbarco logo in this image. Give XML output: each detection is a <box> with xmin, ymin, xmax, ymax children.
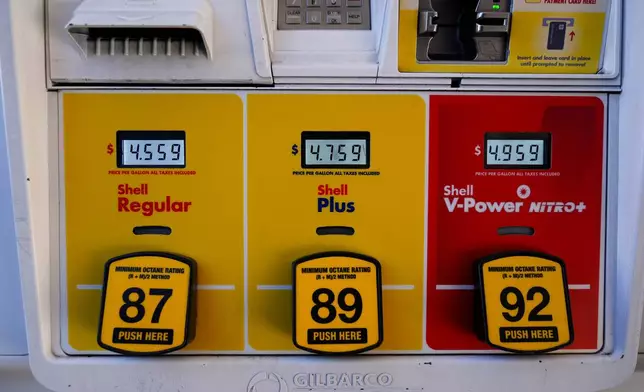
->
<box><xmin>247</xmin><ymin>372</ymin><xmax>396</xmax><ymax>392</ymax></box>
<box><xmin>247</xmin><ymin>372</ymin><xmax>289</xmax><ymax>392</ymax></box>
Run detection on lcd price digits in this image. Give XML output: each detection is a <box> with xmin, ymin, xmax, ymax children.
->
<box><xmin>318</xmin><ymin>184</ymin><xmax>355</xmax><ymax>213</ymax></box>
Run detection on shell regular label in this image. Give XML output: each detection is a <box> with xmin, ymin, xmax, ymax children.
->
<box><xmin>293</xmin><ymin>254</ymin><xmax>383</xmax><ymax>354</ymax></box>
<box><xmin>98</xmin><ymin>253</ymin><xmax>196</xmax><ymax>355</ymax></box>
<box><xmin>477</xmin><ymin>254</ymin><xmax>573</xmax><ymax>353</ymax></box>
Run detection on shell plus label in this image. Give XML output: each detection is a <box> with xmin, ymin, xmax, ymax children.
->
<box><xmin>317</xmin><ymin>184</ymin><xmax>355</xmax><ymax>213</ymax></box>
<box><xmin>293</xmin><ymin>253</ymin><xmax>383</xmax><ymax>354</ymax></box>
<box><xmin>477</xmin><ymin>254</ymin><xmax>573</xmax><ymax>353</ymax></box>
<box><xmin>98</xmin><ymin>253</ymin><xmax>197</xmax><ymax>355</ymax></box>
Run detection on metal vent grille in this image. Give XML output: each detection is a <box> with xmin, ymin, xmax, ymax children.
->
<box><xmin>68</xmin><ymin>27</ymin><xmax>208</xmax><ymax>58</ymax></box>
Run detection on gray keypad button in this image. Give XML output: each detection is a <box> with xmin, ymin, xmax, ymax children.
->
<box><xmin>278</xmin><ymin>0</ymin><xmax>370</xmax><ymax>30</ymax></box>
<box><xmin>347</xmin><ymin>10</ymin><xmax>362</xmax><ymax>24</ymax></box>
<box><xmin>326</xmin><ymin>10</ymin><xmax>342</xmax><ymax>24</ymax></box>
<box><xmin>306</xmin><ymin>11</ymin><xmax>322</xmax><ymax>24</ymax></box>
<box><xmin>286</xmin><ymin>9</ymin><xmax>302</xmax><ymax>24</ymax></box>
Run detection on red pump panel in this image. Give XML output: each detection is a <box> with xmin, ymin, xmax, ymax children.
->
<box><xmin>427</xmin><ymin>95</ymin><xmax>605</xmax><ymax>351</ymax></box>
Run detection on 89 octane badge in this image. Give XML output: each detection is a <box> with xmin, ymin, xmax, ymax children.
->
<box><xmin>292</xmin><ymin>252</ymin><xmax>383</xmax><ymax>355</ymax></box>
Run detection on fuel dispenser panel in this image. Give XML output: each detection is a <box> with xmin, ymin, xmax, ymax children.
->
<box><xmin>5</xmin><ymin>0</ymin><xmax>641</xmax><ymax>388</ymax></box>
<box><xmin>59</xmin><ymin>92</ymin><xmax>606</xmax><ymax>356</ymax></box>
<box><xmin>247</xmin><ymin>94</ymin><xmax>426</xmax><ymax>352</ymax></box>
<box><xmin>427</xmin><ymin>95</ymin><xmax>605</xmax><ymax>352</ymax></box>
<box><xmin>62</xmin><ymin>93</ymin><xmax>245</xmax><ymax>353</ymax></box>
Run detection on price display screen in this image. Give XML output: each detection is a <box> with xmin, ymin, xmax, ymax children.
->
<box><xmin>484</xmin><ymin>133</ymin><xmax>551</xmax><ymax>170</ymax></box>
<box><xmin>301</xmin><ymin>131</ymin><xmax>370</xmax><ymax>169</ymax></box>
<box><xmin>117</xmin><ymin>131</ymin><xmax>186</xmax><ymax>168</ymax></box>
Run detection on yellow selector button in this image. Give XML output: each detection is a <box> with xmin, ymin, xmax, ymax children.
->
<box><xmin>292</xmin><ymin>252</ymin><xmax>383</xmax><ymax>354</ymax></box>
<box><xmin>476</xmin><ymin>252</ymin><xmax>573</xmax><ymax>354</ymax></box>
<box><xmin>98</xmin><ymin>252</ymin><xmax>197</xmax><ymax>355</ymax></box>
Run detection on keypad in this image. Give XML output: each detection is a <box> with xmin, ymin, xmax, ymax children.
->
<box><xmin>278</xmin><ymin>0</ymin><xmax>370</xmax><ymax>30</ymax></box>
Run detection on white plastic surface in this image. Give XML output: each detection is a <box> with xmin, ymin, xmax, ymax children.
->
<box><xmin>3</xmin><ymin>357</ymin><xmax>644</xmax><ymax>392</ymax></box>
<box><xmin>48</xmin><ymin>0</ymin><xmax>272</xmax><ymax>84</ymax></box>
<box><xmin>1</xmin><ymin>0</ymin><xmax>643</xmax><ymax>392</ymax></box>
<box><xmin>0</xmin><ymin>63</ymin><xmax>28</xmax><ymax>357</ymax></box>
<box><xmin>47</xmin><ymin>0</ymin><xmax>623</xmax><ymax>89</ymax></box>
<box><xmin>267</xmin><ymin>0</ymin><xmax>386</xmax><ymax>81</ymax></box>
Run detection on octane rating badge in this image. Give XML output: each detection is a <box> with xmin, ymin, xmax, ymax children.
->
<box><xmin>476</xmin><ymin>252</ymin><xmax>573</xmax><ymax>354</ymax></box>
<box><xmin>292</xmin><ymin>252</ymin><xmax>383</xmax><ymax>354</ymax></box>
<box><xmin>98</xmin><ymin>252</ymin><xmax>197</xmax><ymax>355</ymax></box>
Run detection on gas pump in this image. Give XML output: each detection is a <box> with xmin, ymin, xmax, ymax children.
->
<box><xmin>0</xmin><ymin>0</ymin><xmax>643</xmax><ymax>391</ymax></box>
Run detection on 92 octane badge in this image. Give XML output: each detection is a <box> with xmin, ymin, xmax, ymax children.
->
<box><xmin>476</xmin><ymin>252</ymin><xmax>573</xmax><ymax>354</ymax></box>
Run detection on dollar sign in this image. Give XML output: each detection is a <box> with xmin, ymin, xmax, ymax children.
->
<box><xmin>107</xmin><ymin>143</ymin><xmax>114</xmax><ymax>155</ymax></box>
<box><xmin>292</xmin><ymin>144</ymin><xmax>299</xmax><ymax>156</ymax></box>
<box><xmin>474</xmin><ymin>145</ymin><xmax>481</xmax><ymax>157</ymax></box>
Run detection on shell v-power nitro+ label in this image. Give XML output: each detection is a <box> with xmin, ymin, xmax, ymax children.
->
<box><xmin>60</xmin><ymin>92</ymin><xmax>605</xmax><ymax>356</ymax></box>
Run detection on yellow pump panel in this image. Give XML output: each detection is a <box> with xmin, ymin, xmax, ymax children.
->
<box><xmin>62</xmin><ymin>93</ymin><xmax>245</xmax><ymax>352</ymax></box>
<box><xmin>247</xmin><ymin>94</ymin><xmax>427</xmax><ymax>351</ymax></box>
